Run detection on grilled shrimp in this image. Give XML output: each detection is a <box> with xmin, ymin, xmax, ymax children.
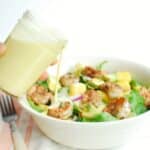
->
<box><xmin>60</xmin><ymin>73</ymin><xmax>79</xmax><ymax>86</ymax></box>
<box><xmin>48</xmin><ymin>101</ymin><xmax>73</xmax><ymax>119</ymax></box>
<box><xmin>81</xmin><ymin>90</ymin><xmax>103</xmax><ymax>107</ymax></box>
<box><xmin>82</xmin><ymin>66</ymin><xmax>105</xmax><ymax>78</ymax></box>
<box><xmin>104</xmin><ymin>97</ymin><xmax>131</xmax><ymax>119</ymax></box>
<box><xmin>100</xmin><ymin>82</ymin><xmax>124</xmax><ymax>98</ymax></box>
<box><xmin>27</xmin><ymin>85</ymin><xmax>53</xmax><ymax>105</ymax></box>
<box><xmin>140</xmin><ymin>87</ymin><xmax>150</xmax><ymax>108</ymax></box>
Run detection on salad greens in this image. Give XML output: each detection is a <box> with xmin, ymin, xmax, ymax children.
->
<box><xmin>28</xmin><ymin>99</ymin><xmax>48</xmax><ymax>113</ymax></box>
<box><xmin>36</xmin><ymin>80</ymin><xmax>49</xmax><ymax>90</ymax></box>
<box><xmin>27</xmin><ymin>61</ymin><xmax>150</xmax><ymax>122</ymax></box>
<box><xmin>96</xmin><ymin>61</ymin><xmax>108</xmax><ymax>70</ymax></box>
<box><xmin>127</xmin><ymin>90</ymin><xmax>147</xmax><ymax>115</ymax></box>
<box><xmin>82</xmin><ymin>112</ymin><xmax>117</xmax><ymax>122</ymax></box>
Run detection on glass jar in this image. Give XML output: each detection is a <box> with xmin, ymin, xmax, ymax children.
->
<box><xmin>0</xmin><ymin>11</ymin><xmax>67</xmax><ymax>97</ymax></box>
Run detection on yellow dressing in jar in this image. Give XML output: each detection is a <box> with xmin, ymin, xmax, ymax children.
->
<box><xmin>0</xmin><ymin>11</ymin><xmax>67</xmax><ymax>97</ymax></box>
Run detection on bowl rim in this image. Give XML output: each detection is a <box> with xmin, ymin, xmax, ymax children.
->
<box><xmin>19</xmin><ymin>56</ymin><xmax>150</xmax><ymax>126</ymax></box>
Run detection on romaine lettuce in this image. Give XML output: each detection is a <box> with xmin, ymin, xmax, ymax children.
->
<box><xmin>127</xmin><ymin>90</ymin><xmax>147</xmax><ymax>115</ymax></box>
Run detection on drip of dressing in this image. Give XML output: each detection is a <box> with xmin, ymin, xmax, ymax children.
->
<box><xmin>54</xmin><ymin>51</ymin><xmax>63</xmax><ymax>101</ymax></box>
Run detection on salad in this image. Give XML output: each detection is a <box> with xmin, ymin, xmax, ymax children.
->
<box><xmin>27</xmin><ymin>61</ymin><xmax>150</xmax><ymax>122</ymax></box>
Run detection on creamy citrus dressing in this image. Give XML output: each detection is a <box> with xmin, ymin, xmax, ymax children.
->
<box><xmin>54</xmin><ymin>51</ymin><xmax>63</xmax><ymax>102</ymax></box>
<box><xmin>0</xmin><ymin>36</ymin><xmax>65</xmax><ymax>97</ymax></box>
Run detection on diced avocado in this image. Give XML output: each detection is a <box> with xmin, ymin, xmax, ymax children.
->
<box><xmin>73</xmin><ymin>102</ymin><xmax>80</xmax><ymax>116</ymax></box>
<box><xmin>82</xmin><ymin>112</ymin><xmax>117</xmax><ymax>122</ymax></box>
<box><xmin>48</xmin><ymin>76</ymin><xmax>61</xmax><ymax>92</ymax></box>
<box><xmin>80</xmin><ymin>76</ymin><xmax>104</xmax><ymax>90</ymax></box>
<box><xmin>81</xmin><ymin>104</ymin><xmax>106</xmax><ymax>119</ymax></box>
<box><xmin>28</xmin><ymin>99</ymin><xmax>48</xmax><ymax>113</ymax></box>
<box><xmin>97</xmin><ymin>90</ymin><xmax>109</xmax><ymax>103</ymax></box>
<box><xmin>103</xmin><ymin>73</ymin><xmax>117</xmax><ymax>82</ymax></box>
<box><xmin>73</xmin><ymin>63</ymin><xmax>84</xmax><ymax>77</ymax></box>
<box><xmin>90</xmin><ymin>78</ymin><xmax>105</xmax><ymax>86</ymax></box>
<box><xmin>86</xmin><ymin>78</ymin><xmax>104</xmax><ymax>90</ymax></box>
<box><xmin>80</xmin><ymin>75</ymin><xmax>91</xmax><ymax>83</ymax></box>
<box><xmin>69</xmin><ymin>83</ymin><xmax>86</xmax><ymax>96</ymax></box>
<box><xmin>117</xmin><ymin>72</ymin><xmax>132</xmax><ymax>82</ymax></box>
<box><xmin>130</xmin><ymin>80</ymin><xmax>141</xmax><ymax>90</ymax></box>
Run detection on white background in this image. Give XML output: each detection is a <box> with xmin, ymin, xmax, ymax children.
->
<box><xmin>0</xmin><ymin>0</ymin><xmax>150</xmax><ymax>149</ymax></box>
<box><xmin>0</xmin><ymin>0</ymin><xmax>150</xmax><ymax>62</ymax></box>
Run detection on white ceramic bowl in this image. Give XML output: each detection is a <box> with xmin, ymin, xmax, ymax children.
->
<box><xmin>19</xmin><ymin>56</ymin><xmax>150</xmax><ymax>149</ymax></box>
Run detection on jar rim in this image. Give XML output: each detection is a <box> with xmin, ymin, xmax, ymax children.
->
<box><xmin>10</xmin><ymin>10</ymin><xmax>67</xmax><ymax>44</ymax></box>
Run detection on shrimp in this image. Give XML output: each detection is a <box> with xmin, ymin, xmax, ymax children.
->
<box><xmin>104</xmin><ymin>97</ymin><xmax>131</xmax><ymax>119</ymax></box>
<box><xmin>48</xmin><ymin>101</ymin><xmax>73</xmax><ymax>119</ymax></box>
<box><xmin>82</xmin><ymin>66</ymin><xmax>105</xmax><ymax>78</ymax></box>
<box><xmin>27</xmin><ymin>85</ymin><xmax>53</xmax><ymax>105</ymax></box>
<box><xmin>140</xmin><ymin>87</ymin><xmax>150</xmax><ymax>108</ymax></box>
<box><xmin>99</xmin><ymin>82</ymin><xmax>124</xmax><ymax>99</ymax></box>
<box><xmin>81</xmin><ymin>90</ymin><xmax>103</xmax><ymax>107</ymax></box>
<box><xmin>60</xmin><ymin>73</ymin><xmax>79</xmax><ymax>86</ymax></box>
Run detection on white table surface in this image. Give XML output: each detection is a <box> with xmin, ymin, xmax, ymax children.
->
<box><xmin>0</xmin><ymin>0</ymin><xmax>150</xmax><ymax>149</ymax></box>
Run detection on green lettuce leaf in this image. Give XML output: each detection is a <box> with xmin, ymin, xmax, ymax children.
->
<box><xmin>28</xmin><ymin>99</ymin><xmax>47</xmax><ymax>113</ymax></box>
<box><xmin>82</xmin><ymin>112</ymin><xmax>117</xmax><ymax>122</ymax></box>
<box><xmin>96</xmin><ymin>61</ymin><xmax>108</xmax><ymax>70</ymax></box>
<box><xmin>130</xmin><ymin>80</ymin><xmax>141</xmax><ymax>90</ymax></box>
<box><xmin>36</xmin><ymin>80</ymin><xmax>49</xmax><ymax>90</ymax></box>
<box><xmin>127</xmin><ymin>90</ymin><xmax>147</xmax><ymax>115</ymax></box>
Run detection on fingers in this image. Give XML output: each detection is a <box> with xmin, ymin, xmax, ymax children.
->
<box><xmin>0</xmin><ymin>43</ymin><xmax>6</xmax><ymax>56</ymax></box>
<box><xmin>39</xmin><ymin>71</ymin><xmax>49</xmax><ymax>81</ymax></box>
